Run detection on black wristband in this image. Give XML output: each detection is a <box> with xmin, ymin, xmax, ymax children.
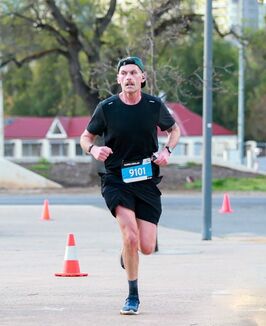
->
<box><xmin>87</xmin><ymin>144</ymin><xmax>94</xmax><ymax>153</ymax></box>
<box><xmin>165</xmin><ymin>146</ymin><xmax>172</xmax><ymax>154</ymax></box>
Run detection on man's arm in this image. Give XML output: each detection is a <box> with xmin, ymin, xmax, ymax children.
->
<box><xmin>165</xmin><ymin>123</ymin><xmax>180</xmax><ymax>149</ymax></box>
<box><xmin>153</xmin><ymin>123</ymin><xmax>180</xmax><ymax>166</ymax></box>
<box><xmin>80</xmin><ymin>129</ymin><xmax>113</xmax><ymax>162</ymax></box>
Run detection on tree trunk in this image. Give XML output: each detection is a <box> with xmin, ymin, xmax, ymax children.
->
<box><xmin>67</xmin><ymin>48</ymin><xmax>99</xmax><ymax>114</ymax></box>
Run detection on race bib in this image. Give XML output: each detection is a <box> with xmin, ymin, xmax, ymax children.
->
<box><xmin>121</xmin><ymin>158</ymin><xmax>153</xmax><ymax>183</ymax></box>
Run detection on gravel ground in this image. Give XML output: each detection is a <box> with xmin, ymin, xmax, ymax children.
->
<box><xmin>19</xmin><ymin>162</ymin><xmax>262</xmax><ymax>190</ymax></box>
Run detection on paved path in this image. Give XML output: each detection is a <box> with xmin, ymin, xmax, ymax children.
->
<box><xmin>0</xmin><ymin>204</ymin><xmax>266</xmax><ymax>325</ymax></box>
<box><xmin>1</xmin><ymin>193</ymin><xmax>266</xmax><ymax>237</ymax></box>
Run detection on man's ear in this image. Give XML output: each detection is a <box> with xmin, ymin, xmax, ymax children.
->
<box><xmin>142</xmin><ymin>72</ymin><xmax>147</xmax><ymax>82</ymax></box>
<box><xmin>117</xmin><ymin>74</ymin><xmax>121</xmax><ymax>85</ymax></box>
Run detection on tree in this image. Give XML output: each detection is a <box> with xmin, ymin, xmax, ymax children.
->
<box><xmin>1</xmin><ymin>0</ymin><xmax>252</xmax><ymax>140</ymax></box>
<box><xmin>113</xmin><ymin>0</ymin><xmax>202</xmax><ymax>97</ymax></box>
<box><xmin>245</xmin><ymin>29</ymin><xmax>266</xmax><ymax>141</ymax></box>
<box><xmin>0</xmin><ymin>0</ymin><xmax>204</xmax><ymax>114</ymax></box>
<box><xmin>4</xmin><ymin>54</ymin><xmax>87</xmax><ymax>116</ymax></box>
<box><xmin>111</xmin><ymin>0</ymin><xmax>240</xmax><ymax>133</ymax></box>
<box><xmin>1</xmin><ymin>0</ymin><xmax>118</xmax><ymax>113</ymax></box>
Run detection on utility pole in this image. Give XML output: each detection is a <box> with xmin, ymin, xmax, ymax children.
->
<box><xmin>238</xmin><ymin>0</ymin><xmax>245</xmax><ymax>165</ymax></box>
<box><xmin>202</xmin><ymin>0</ymin><xmax>213</xmax><ymax>240</ymax></box>
<box><xmin>149</xmin><ymin>0</ymin><xmax>156</xmax><ymax>95</ymax></box>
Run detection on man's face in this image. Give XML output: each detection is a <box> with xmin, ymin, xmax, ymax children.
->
<box><xmin>117</xmin><ymin>64</ymin><xmax>145</xmax><ymax>93</ymax></box>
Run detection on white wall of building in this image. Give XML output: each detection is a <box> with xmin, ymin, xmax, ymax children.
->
<box><xmin>5</xmin><ymin>138</ymin><xmax>87</xmax><ymax>163</ymax></box>
<box><xmin>5</xmin><ymin>134</ymin><xmax>261</xmax><ymax>170</ymax></box>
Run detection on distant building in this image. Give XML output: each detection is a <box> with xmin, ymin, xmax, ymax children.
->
<box><xmin>4</xmin><ymin>103</ymin><xmax>238</xmax><ymax>165</ymax></box>
<box><xmin>193</xmin><ymin>0</ymin><xmax>266</xmax><ymax>32</ymax></box>
<box><xmin>4</xmin><ymin>116</ymin><xmax>89</xmax><ymax>162</ymax></box>
<box><xmin>162</xmin><ymin>102</ymin><xmax>238</xmax><ymax>165</ymax></box>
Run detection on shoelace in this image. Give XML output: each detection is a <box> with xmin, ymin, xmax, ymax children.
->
<box><xmin>124</xmin><ymin>296</ymin><xmax>139</xmax><ymax>310</ymax></box>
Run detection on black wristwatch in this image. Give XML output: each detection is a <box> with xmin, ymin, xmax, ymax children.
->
<box><xmin>165</xmin><ymin>146</ymin><xmax>173</xmax><ymax>154</ymax></box>
<box><xmin>87</xmin><ymin>144</ymin><xmax>94</xmax><ymax>154</ymax></box>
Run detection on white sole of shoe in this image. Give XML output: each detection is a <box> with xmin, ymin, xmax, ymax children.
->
<box><xmin>120</xmin><ymin>309</ymin><xmax>140</xmax><ymax>315</ymax></box>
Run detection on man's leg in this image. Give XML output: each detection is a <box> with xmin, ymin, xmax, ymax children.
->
<box><xmin>136</xmin><ymin>218</ymin><xmax>157</xmax><ymax>255</ymax></box>
<box><xmin>116</xmin><ymin>205</ymin><xmax>139</xmax><ymax>279</ymax></box>
<box><xmin>116</xmin><ymin>205</ymin><xmax>140</xmax><ymax>315</ymax></box>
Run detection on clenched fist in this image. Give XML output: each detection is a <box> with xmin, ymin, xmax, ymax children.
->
<box><xmin>91</xmin><ymin>146</ymin><xmax>113</xmax><ymax>162</ymax></box>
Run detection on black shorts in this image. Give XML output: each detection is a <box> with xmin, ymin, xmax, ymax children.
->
<box><xmin>101</xmin><ymin>173</ymin><xmax>162</xmax><ymax>225</ymax></box>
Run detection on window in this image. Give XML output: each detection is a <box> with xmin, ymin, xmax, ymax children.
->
<box><xmin>173</xmin><ymin>143</ymin><xmax>188</xmax><ymax>155</ymax></box>
<box><xmin>4</xmin><ymin>143</ymin><xmax>15</xmax><ymax>157</ymax></box>
<box><xmin>50</xmin><ymin>142</ymin><xmax>68</xmax><ymax>156</ymax></box>
<box><xmin>53</xmin><ymin>125</ymin><xmax>62</xmax><ymax>135</ymax></box>
<box><xmin>194</xmin><ymin>142</ymin><xmax>202</xmax><ymax>156</ymax></box>
<box><xmin>46</xmin><ymin>119</ymin><xmax>67</xmax><ymax>139</ymax></box>
<box><xmin>76</xmin><ymin>143</ymin><xmax>84</xmax><ymax>156</ymax></box>
<box><xmin>22</xmin><ymin>142</ymin><xmax>42</xmax><ymax>157</ymax></box>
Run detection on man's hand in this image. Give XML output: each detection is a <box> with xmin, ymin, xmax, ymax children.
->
<box><xmin>91</xmin><ymin>146</ymin><xmax>113</xmax><ymax>161</ymax></box>
<box><xmin>153</xmin><ymin>148</ymin><xmax>170</xmax><ymax>166</ymax></box>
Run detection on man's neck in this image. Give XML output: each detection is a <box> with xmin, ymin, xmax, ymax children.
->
<box><xmin>119</xmin><ymin>91</ymin><xmax>142</xmax><ymax>105</ymax></box>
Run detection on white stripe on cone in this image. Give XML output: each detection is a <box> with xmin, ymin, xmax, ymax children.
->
<box><xmin>64</xmin><ymin>246</ymin><xmax>78</xmax><ymax>260</ymax></box>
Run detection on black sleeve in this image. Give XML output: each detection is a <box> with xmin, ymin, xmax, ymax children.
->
<box><xmin>86</xmin><ymin>103</ymin><xmax>106</xmax><ymax>136</ymax></box>
<box><xmin>158</xmin><ymin>101</ymin><xmax>176</xmax><ymax>131</ymax></box>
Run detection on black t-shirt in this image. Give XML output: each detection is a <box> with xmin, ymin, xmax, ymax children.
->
<box><xmin>87</xmin><ymin>92</ymin><xmax>175</xmax><ymax>174</ymax></box>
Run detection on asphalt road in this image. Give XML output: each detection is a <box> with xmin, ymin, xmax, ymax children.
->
<box><xmin>0</xmin><ymin>195</ymin><xmax>266</xmax><ymax>325</ymax></box>
<box><xmin>160</xmin><ymin>195</ymin><xmax>266</xmax><ymax>237</ymax></box>
<box><xmin>0</xmin><ymin>192</ymin><xmax>265</xmax><ymax>237</ymax></box>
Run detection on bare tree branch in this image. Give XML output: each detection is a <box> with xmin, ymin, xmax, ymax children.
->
<box><xmin>11</xmin><ymin>11</ymin><xmax>68</xmax><ymax>46</ymax></box>
<box><xmin>12</xmin><ymin>12</ymin><xmax>36</xmax><ymax>24</ymax></box>
<box><xmin>213</xmin><ymin>19</ymin><xmax>240</xmax><ymax>39</ymax></box>
<box><xmin>0</xmin><ymin>49</ymin><xmax>67</xmax><ymax>68</ymax></box>
<box><xmin>95</xmin><ymin>0</ymin><xmax>117</xmax><ymax>38</ymax></box>
<box><xmin>45</xmin><ymin>0</ymin><xmax>77</xmax><ymax>33</ymax></box>
<box><xmin>153</xmin><ymin>0</ymin><xmax>180</xmax><ymax>19</ymax></box>
<box><xmin>88</xmin><ymin>0</ymin><xmax>117</xmax><ymax>63</ymax></box>
<box><xmin>154</xmin><ymin>13</ymin><xmax>202</xmax><ymax>36</ymax></box>
<box><xmin>36</xmin><ymin>23</ymin><xmax>68</xmax><ymax>46</ymax></box>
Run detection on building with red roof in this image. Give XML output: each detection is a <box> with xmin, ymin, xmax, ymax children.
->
<box><xmin>4</xmin><ymin>103</ymin><xmax>237</xmax><ymax>163</ymax></box>
<box><xmin>165</xmin><ymin>102</ymin><xmax>234</xmax><ymax>137</ymax></box>
<box><xmin>161</xmin><ymin>102</ymin><xmax>237</xmax><ymax>164</ymax></box>
<box><xmin>4</xmin><ymin>116</ymin><xmax>89</xmax><ymax>139</ymax></box>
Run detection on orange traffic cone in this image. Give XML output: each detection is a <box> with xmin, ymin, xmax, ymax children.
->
<box><xmin>41</xmin><ymin>199</ymin><xmax>51</xmax><ymax>220</ymax></box>
<box><xmin>55</xmin><ymin>234</ymin><xmax>88</xmax><ymax>277</ymax></box>
<box><xmin>219</xmin><ymin>193</ymin><xmax>233</xmax><ymax>213</ymax></box>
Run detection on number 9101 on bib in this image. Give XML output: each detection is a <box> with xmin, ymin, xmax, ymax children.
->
<box><xmin>121</xmin><ymin>158</ymin><xmax>153</xmax><ymax>183</ymax></box>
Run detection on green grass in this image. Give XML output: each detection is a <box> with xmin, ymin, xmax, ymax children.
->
<box><xmin>185</xmin><ymin>176</ymin><xmax>266</xmax><ymax>191</ymax></box>
<box><xmin>28</xmin><ymin>158</ymin><xmax>51</xmax><ymax>178</ymax></box>
<box><xmin>185</xmin><ymin>161</ymin><xmax>200</xmax><ymax>168</ymax></box>
<box><xmin>173</xmin><ymin>162</ymin><xmax>200</xmax><ymax>169</ymax></box>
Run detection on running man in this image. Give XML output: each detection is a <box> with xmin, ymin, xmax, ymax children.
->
<box><xmin>80</xmin><ymin>56</ymin><xmax>180</xmax><ymax>315</ymax></box>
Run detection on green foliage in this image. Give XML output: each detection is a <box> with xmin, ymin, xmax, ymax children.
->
<box><xmin>185</xmin><ymin>176</ymin><xmax>266</xmax><ymax>191</ymax></box>
<box><xmin>212</xmin><ymin>38</ymin><xmax>239</xmax><ymax>132</ymax></box>
<box><xmin>152</xmin><ymin>26</ymin><xmax>239</xmax><ymax>132</ymax></box>
<box><xmin>245</xmin><ymin>29</ymin><xmax>266</xmax><ymax>141</ymax></box>
<box><xmin>27</xmin><ymin>158</ymin><xmax>52</xmax><ymax>178</ymax></box>
<box><xmin>31</xmin><ymin>159</ymin><xmax>51</xmax><ymax>171</ymax></box>
<box><xmin>185</xmin><ymin>162</ymin><xmax>200</xmax><ymax>168</ymax></box>
<box><xmin>4</xmin><ymin>55</ymin><xmax>87</xmax><ymax>116</ymax></box>
<box><xmin>1</xmin><ymin>0</ymin><xmax>266</xmax><ymax>143</ymax></box>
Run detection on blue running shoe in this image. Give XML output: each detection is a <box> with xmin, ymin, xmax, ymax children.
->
<box><xmin>120</xmin><ymin>295</ymin><xmax>140</xmax><ymax>315</ymax></box>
